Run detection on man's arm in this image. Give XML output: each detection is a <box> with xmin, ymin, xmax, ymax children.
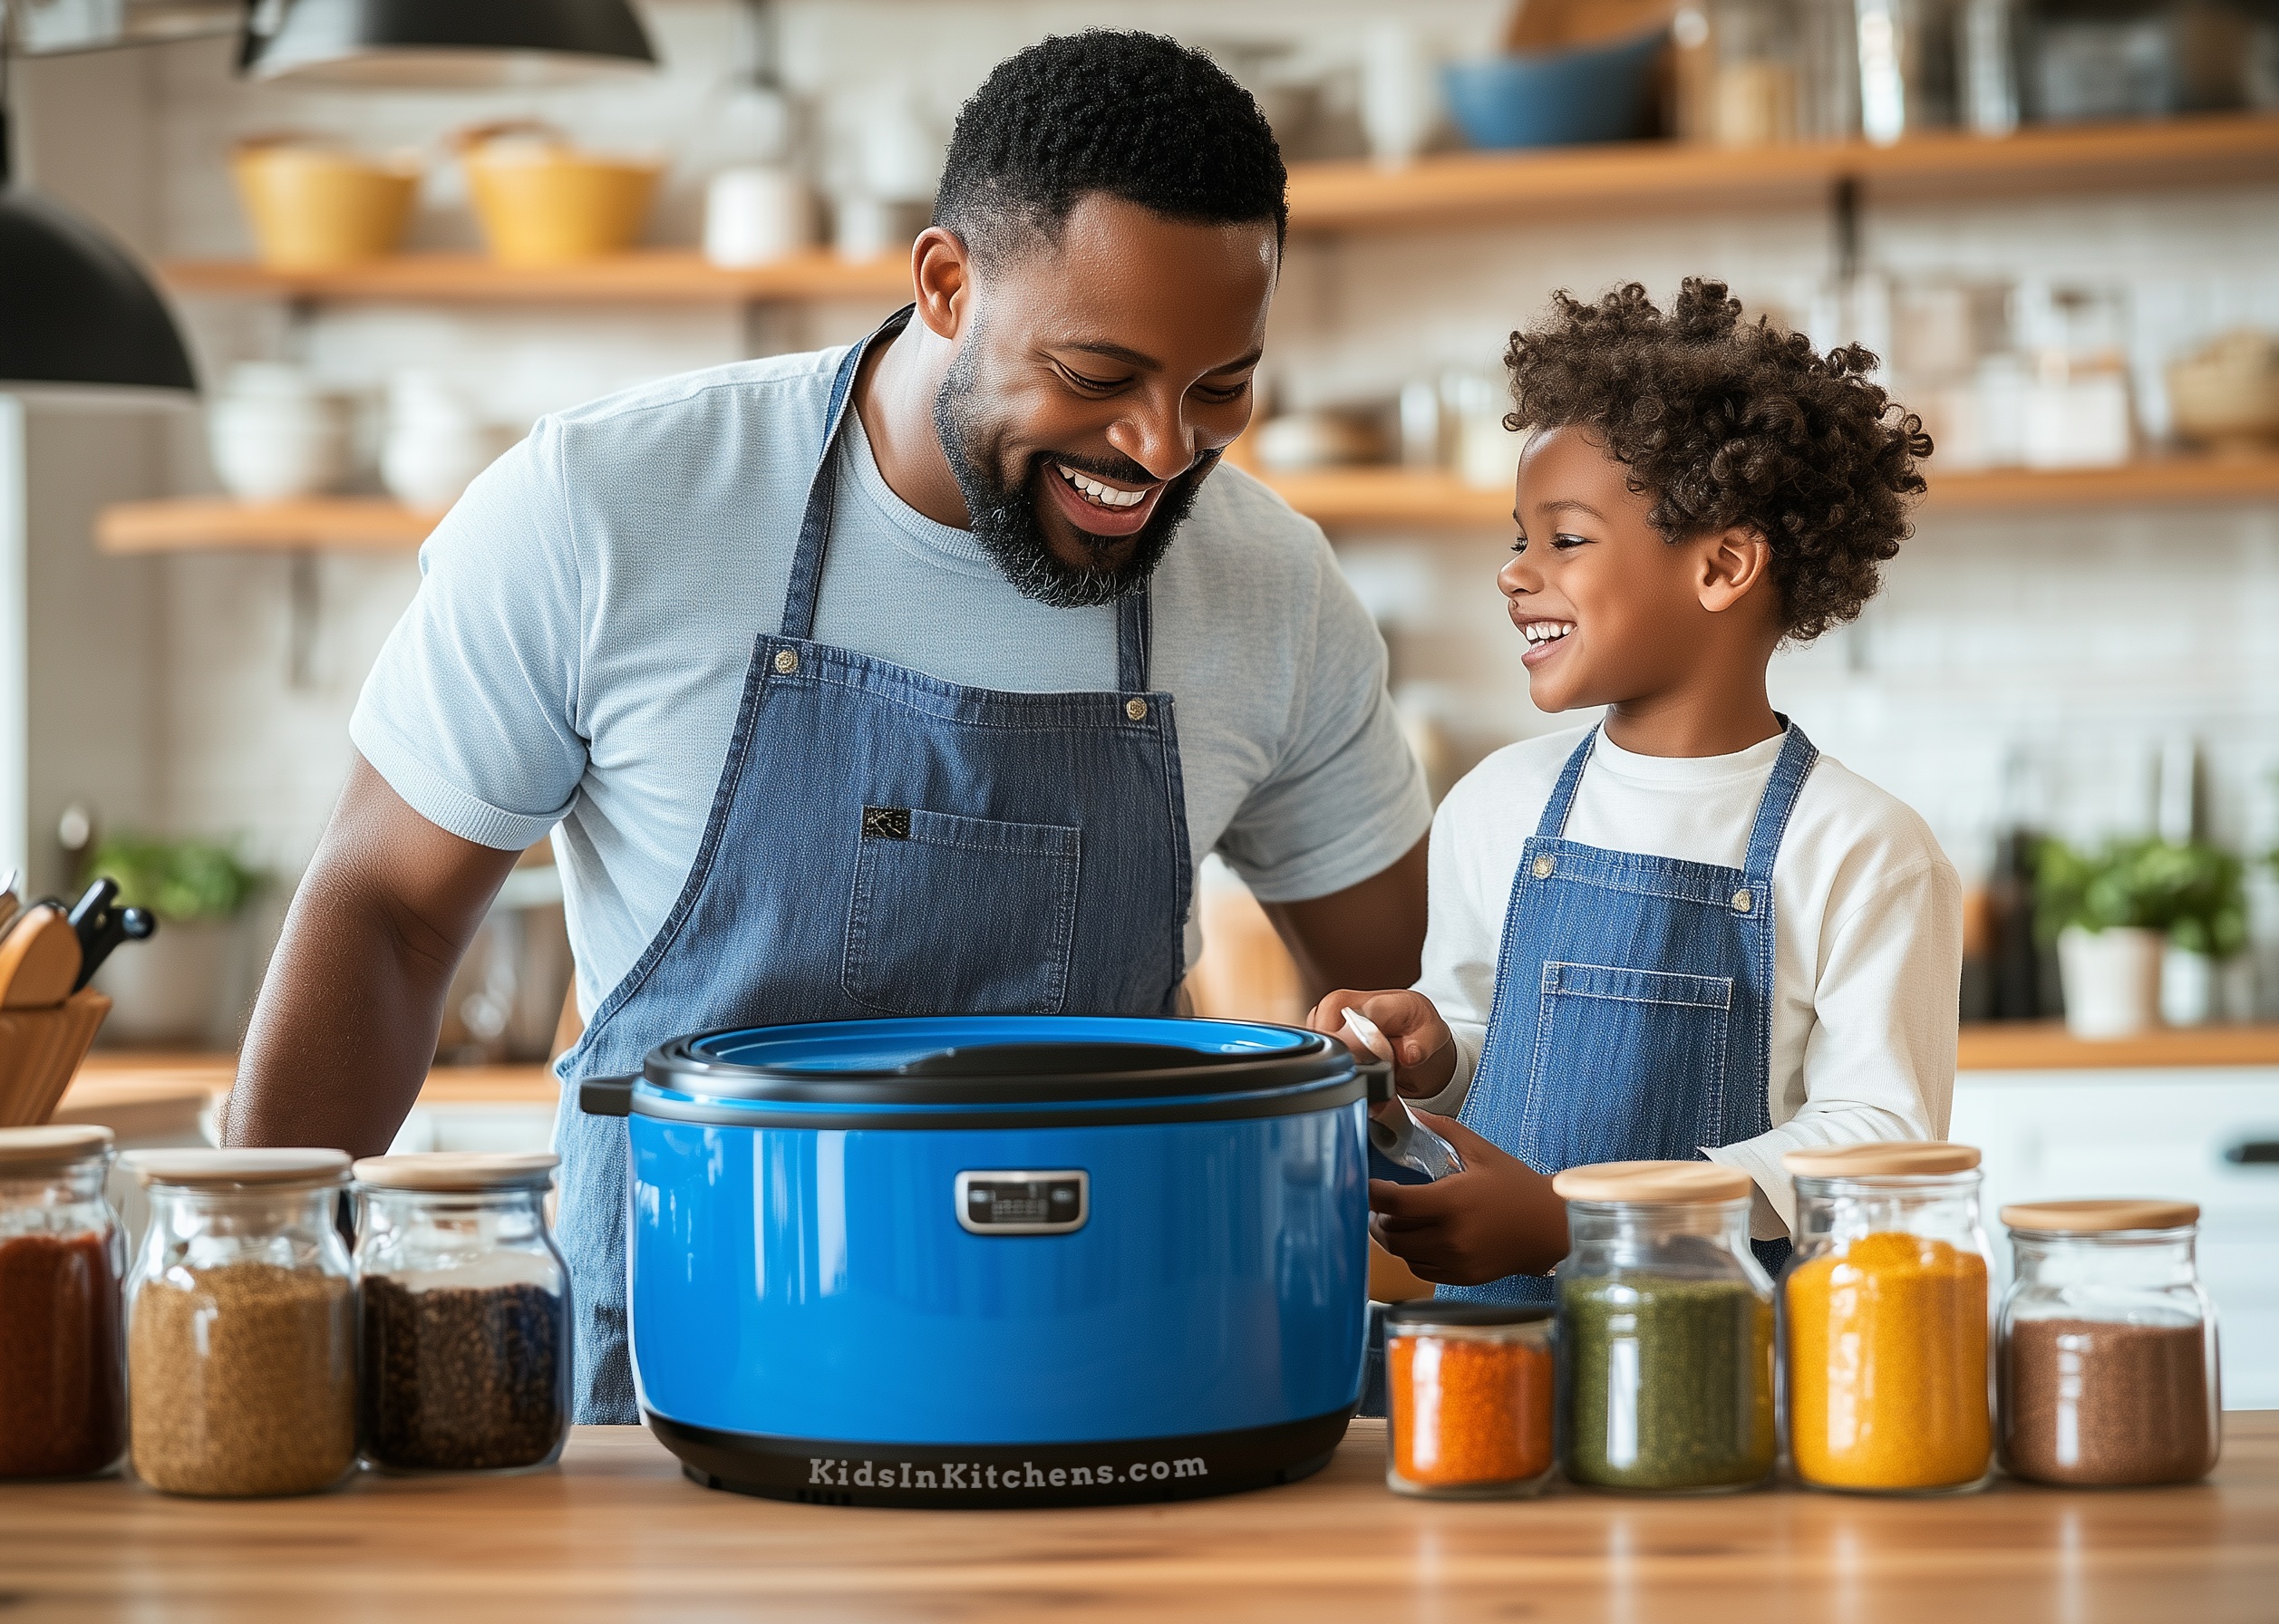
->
<box><xmin>224</xmin><ymin>754</ymin><xmax>521</xmax><ymax>1155</ymax></box>
<box><xmin>1258</xmin><ymin>834</ymin><xmax>1429</xmax><ymax>1004</ymax></box>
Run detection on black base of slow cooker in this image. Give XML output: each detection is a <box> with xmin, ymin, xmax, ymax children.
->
<box><xmin>649</xmin><ymin>1406</ymin><xmax>1355</xmax><ymax>1508</ymax></box>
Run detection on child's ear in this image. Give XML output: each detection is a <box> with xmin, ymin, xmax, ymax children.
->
<box><xmin>1695</xmin><ymin>526</ymin><xmax>1774</xmax><ymax>615</ymax></box>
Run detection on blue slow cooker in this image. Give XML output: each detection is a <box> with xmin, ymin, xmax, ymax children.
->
<box><xmin>577</xmin><ymin>1015</ymin><xmax>1373</xmax><ymax>1507</ymax></box>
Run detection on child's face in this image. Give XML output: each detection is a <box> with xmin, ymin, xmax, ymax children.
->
<box><xmin>1497</xmin><ymin>426</ymin><xmax>1760</xmax><ymax>715</ymax></box>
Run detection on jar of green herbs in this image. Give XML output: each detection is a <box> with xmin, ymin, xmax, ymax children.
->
<box><xmin>1553</xmin><ymin>1161</ymin><xmax>1775</xmax><ymax>1494</ymax></box>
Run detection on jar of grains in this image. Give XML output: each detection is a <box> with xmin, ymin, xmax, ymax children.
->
<box><xmin>1782</xmin><ymin>1143</ymin><xmax>1993</xmax><ymax>1494</ymax></box>
<box><xmin>1997</xmin><ymin>1199</ymin><xmax>2219</xmax><ymax>1487</ymax></box>
<box><xmin>0</xmin><ymin>1126</ymin><xmax>126</xmax><ymax>1479</ymax></box>
<box><xmin>1551</xmin><ymin>1161</ymin><xmax>1776</xmax><ymax>1494</ymax></box>
<box><xmin>353</xmin><ymin>1153</ymin><xmax>569</xmax><ymax>1474</ymax></box>
<box><xmin>1382</xmin><ymin>1300</ymin><xmax>1554</xmax><ymax>1497</ymax></box>
<box><xmin>123</xmin><ymin>1149</ymin><xmax>355</xmax><ymax>1497</ymax></box>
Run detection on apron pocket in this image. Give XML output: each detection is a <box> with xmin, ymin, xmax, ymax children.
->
<box><xmin>842</xmin><ymin>807</ymin><xmax>1081</xmax><ymax>1016</ymax></box>
<box><xmin>1519</xmin><ymin>962</ymin><xmax>1733</xmax><ymax>1166</ymax></box>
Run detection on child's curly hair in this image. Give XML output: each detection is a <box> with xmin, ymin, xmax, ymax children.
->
<box><xmin>1503</xmin><ymin>278</ymin><xmax>1930</xmax><ymax>643</ymax></box>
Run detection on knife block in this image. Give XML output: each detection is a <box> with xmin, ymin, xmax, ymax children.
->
<box><xmin>0</xmin><ymin>989</ymin><xmax>113</xmax><ymax>1128</ymax></box>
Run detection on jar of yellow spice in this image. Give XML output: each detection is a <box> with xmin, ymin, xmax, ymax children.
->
<box><xmin>1780</xmin><ymin>1143</ymin><xmax>1993</xmax><ymax>1495</ymax></box>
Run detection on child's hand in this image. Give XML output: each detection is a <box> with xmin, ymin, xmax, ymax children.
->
<box><xmin>1305</xmin><ymin>990</ymin><xmax>1456</xmax><ymax>1098</ymax></box>
<box><xmin>1367</xmin><ymin>1114</ymin><xmax>1569</xmax><ymax>1286</ymax></box>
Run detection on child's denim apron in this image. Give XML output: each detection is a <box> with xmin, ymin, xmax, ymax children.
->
<box><xmin>1440</xmin><ymin>722</ymin><xmax>1818</xmax><ymax>1304</ymax></box>
<box><xmin>550</xmin><ymin>308</ymin><xmax>1194</xmax><ymax>1421</ymax></box>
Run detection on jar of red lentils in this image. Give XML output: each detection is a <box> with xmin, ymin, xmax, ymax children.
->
<box><xmin>1382</xmin><ymin>1300</ymin><xmax>1555</xmax><ymax>1498</ymax></box>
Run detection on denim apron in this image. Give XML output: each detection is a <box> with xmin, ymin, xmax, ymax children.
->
<box><xmin>551</xmin><ymin>309</ymin><xmax>1195</xmax><ymax>1421</ymax></box>
<box><xmin>1440</xmin><ymin>722</ymin><xmax>1818</xmax><ymax>1305</ymax></box>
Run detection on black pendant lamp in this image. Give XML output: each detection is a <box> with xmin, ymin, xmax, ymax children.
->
<box><xmin>242</xmin><ymin>0</ymin><xmax>658</xmax><ymax>87</ymax></box>
<box><xmin>0</xmin><ymin>76</ymin><xmax>198</xmax><ymax>392</ymax></box>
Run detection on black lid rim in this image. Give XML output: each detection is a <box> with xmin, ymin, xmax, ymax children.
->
<box><xmin>1384</xmin><ymin>1300</ymin><xmax>1557</xmax><ymax>1327</ymax></box>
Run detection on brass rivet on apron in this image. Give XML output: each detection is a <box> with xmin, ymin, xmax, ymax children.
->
<box><xmin>773</xmin><ymin>649</ymin><xmax>800</xmax><ymax>676</ymax></box>
<box><xmin>1533</xmin><ymin>856</ymin><xmax>1555</xmax><ymax>880</ymax></box>
<box><xmin>1733</xmin><ymin>889</ymin><xmax>1753</xmax><ymax>913</ymax></box>
<box><xmin>1125</xmin><ymin>697</ymin><xmax>1149</xmax><ymax>721</ymax></box>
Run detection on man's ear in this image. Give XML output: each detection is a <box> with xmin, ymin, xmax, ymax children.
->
<box><xmin>910</xmin><ymin>227</ymin><xmax>972</xmax><ymax>342</ymax></box>
<box><xmin>1696</xmin><ymin>526</ymin><xmax>1774</xmax><ymax>615</ymax></box>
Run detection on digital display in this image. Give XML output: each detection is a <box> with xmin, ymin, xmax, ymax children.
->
<box><xmin>956</xmin><ymin>1171</ymin><xmax>1088</xmax><ymax>1234</ymax></box>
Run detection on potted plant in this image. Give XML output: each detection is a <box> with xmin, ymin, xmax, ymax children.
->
<box><xmin>82</xmin><ymin>836</ymin><xmax>259</xmax><ymax>1045</ymax></box>
<box><xmin>2037</xmin><ymin>836</ymin><xmax>2247</xmax><ymax>1037</ymax></box>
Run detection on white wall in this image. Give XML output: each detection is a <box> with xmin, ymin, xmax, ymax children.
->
<box><xmin>19</xmin><ymin>1</ymin><xmax>2279</xmax><ymax>1010</ymax></box>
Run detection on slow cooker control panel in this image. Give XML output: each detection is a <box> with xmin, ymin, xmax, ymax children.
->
<box><xmin>955</xmin><ymin>1170</ymin><xmax>1089</xmax><ymax>1235</ymax></box>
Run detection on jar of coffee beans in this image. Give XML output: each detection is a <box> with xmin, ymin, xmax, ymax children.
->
<box><xmin>123</xmin><ymin>1148</ymin><xmax>356</xmax><ymax>1497</ymax></box>
<box><xmin>1997</xmin><ymin>1199</ymin><xmax>2219</xmax><ymax>1487</ymax></box>
<box><xmin>352</xmin><ymin>1153</ymin><xmax>568</xmax><ymax>1474</ymax></box>
<box><xmin>0</xmin><ymin>1126</ymin><xmax>126</xmax><ymax>1480</ymax></box>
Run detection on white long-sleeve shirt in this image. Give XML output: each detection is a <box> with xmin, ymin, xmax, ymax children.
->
<box><xmin>1411</xmin><ymin>725</ymin><xmax>1963</xmax><ymax>1240</ymax></box>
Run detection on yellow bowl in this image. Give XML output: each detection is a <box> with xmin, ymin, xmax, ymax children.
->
<box><xmin>231</xmin><ymin>139</ymin><xmax>422</xmax><ymax>269</ymax></box>
<box><xmin>459</xmin><ymin>124</ymin><xmax>661</xmax><ymax>266</ymax></box>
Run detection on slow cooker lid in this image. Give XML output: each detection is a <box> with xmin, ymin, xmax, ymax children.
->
<box><xmin>650</xmin><ymin>1016</ymin><xmax>1352</xmax><ymax>1107</ymax></box>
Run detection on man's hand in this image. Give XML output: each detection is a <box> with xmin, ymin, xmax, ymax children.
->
<box><xmin>1305</xmin><ymin>988</ymin><xmax>1455</xmax><ymax>1099</ymax></box>
<box><xmin>1367</xmin><ymin>1114</ymin><xmax>1568</xmax><ymax>1286</ymax></box>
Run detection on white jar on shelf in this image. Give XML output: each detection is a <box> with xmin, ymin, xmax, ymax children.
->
<box><xmin>381</xmin><ymin>372</ymin><xmax>502</xmax><ymax>510</ymax></box>
<box><xmin>207</xmin><ymin>363</ymin><xmax>350</xmax><ymax>502</ymax></box>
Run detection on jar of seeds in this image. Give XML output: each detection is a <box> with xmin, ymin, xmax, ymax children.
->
<box><xmin>123</xmin><ymin>1149</ymin><xmax>355</xmax><ymax>1498</ymax></box>
<box><xmin>0</xmin><ymin>1126</ymin><xmax>126</xmax><ymax>1480</ymax></box>
<box><xmin>1552</xmin><ymin>1161</ymin><xmax>1777</xmax><ymax>1494</ymax></box>
<box><xmin>1997</xmin><ymin>1199</ymin><xmax>2219</xmax><ymax>1487</ymax></box>
<box><xmin>353</xmin><ymin>1153</ymin><xmax>568</xmax><ymax>1474</ymax></box>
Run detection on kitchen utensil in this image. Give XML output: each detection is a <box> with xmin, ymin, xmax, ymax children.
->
<box><xmin>207</xmin><ymin>363</ymin><xmax>352</xmax><ymax>501</ymax></box>
<box><xmin>63</xmin><ymin>878</ymin><xmax>155</xmax><ymax>994</ymax></box>
<box><xmin>577</xmin><ymin>1014</ymin><xmax>1370</xmax><ymax>1506</ymax></box>
<box><xmin>2167</xmin><ymin>330</ymin><xmax>2279</xmax><ymax>456</ymax></box>
<box><xmin>1344</xmin><ymin>1007</ymin><xmax>1463</xmax><ymax>1188</ymax></box>
<box><xmin>230</xmin><ymin>134</ymin><xmax>421</xmax><ymax>270</ymax></box>
<box><xmin>0</xmin><ymin>867</ymin><xmax>23</xmax><ymax>943</ymax></box>
<box><xmin>1441</xmin><ymin>26</ymin><xmax>1666</xmax><ymax>150</ymax></box>
<box><xmin>0</xmin><ymin>906</ymin><xmax>83</xmax><ymax>1010</ymax></box>
<box><xmin>457</xmin><ymin>121</ymin><xmax>661</xmax><ymax>266</ymax></box>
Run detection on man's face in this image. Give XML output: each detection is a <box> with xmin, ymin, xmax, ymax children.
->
<box><xmin>933</xmin><ymin>193</ymin><xmax>1277</xmax><ymax>607</ymax></box>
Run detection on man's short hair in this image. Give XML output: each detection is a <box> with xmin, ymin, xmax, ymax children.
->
<box><xmin>936</xmin><ymin>31</ymin><xmax>1287</xmax><ymax>266</ymax></box>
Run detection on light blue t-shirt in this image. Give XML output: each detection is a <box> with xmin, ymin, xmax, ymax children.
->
<box><xmin>351</xmin><ymin>345</ymin><xmax>1431</xmax><ymax>1018</ymax></box>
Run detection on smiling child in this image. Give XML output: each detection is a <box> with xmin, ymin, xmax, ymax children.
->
<box><xmin>1314</xmin><ymin>279</ymin><xmax>1962</xmax><ymax>1300</ymax></box>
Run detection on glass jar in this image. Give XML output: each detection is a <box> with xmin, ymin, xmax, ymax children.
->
<box><xmin>1382</xmin><ymin>1300</ymin><xmax>1554</xmax><ymax>1498</ymax></box>
<box><xmin>353</xmin><ymin>1152</ymin><xmax>569</xmax><ymax>1474</ymax></box>
<box><xmin>1553</xmin><ymin>1161</ymin><xmax>1776</xmax><ymax>1494</ymax></box>
<box><xmin>1997</xmin><ymin>1199</ymin><xmax>2219</xmax><ymax>1487</ymax></box>
<box><xmin>123</xmin><ymin>1148</ymin><xmax>355</xmax><ymax>1497</ymax></box>
<box><xmin>0</xmin><ymin>1126</ymin><xmax>126</xmax><ymax>1479</ymax></box>
<box><xmin>1782</xmin><ymin>1143</ymin><xmax>1993</xmax><ymax>1494</ymax></box>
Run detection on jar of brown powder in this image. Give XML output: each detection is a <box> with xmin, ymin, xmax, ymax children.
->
<box><xmin>123</xmin><ymin>1148</ymin><xmax>355</xmax><ymax>1497</ymax></box>
<box><xmin>0</xmin><ymin>1126</ymin><xmax>125</xmax><ymax>1480</ymax></box>
<box><xmin>1997</xmin><ymin>1199</ymin><xmax>2219</xmax><ymax>1487</ymax></box>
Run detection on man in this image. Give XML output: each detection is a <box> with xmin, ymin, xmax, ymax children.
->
<box><xmin>228</xmin><ymin>32</ymin><xmax>1430</xmax><ymax>1423</ymax></box>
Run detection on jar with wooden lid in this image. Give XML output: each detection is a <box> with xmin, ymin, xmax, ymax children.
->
<box><xmin>1552</xmin><ymin>1160</ymin><xmax>1776</xmax><ymax>1494</ymax></box>
<box><xmin>1781</xmin><ymin>1142</ymin><xmax>1993</xmax><ymax>1494</ymax></box>
<box><xmin>353</xmin><ymin>1153</ymin><xmax>569</xmax><ymax>1474</ymax></box>
<box><xmin>0</xmin><ymin>1126</ymin><xmax>125</xmax><ymax>1479</ymax></box>
<box><xmin>1997</xmin><ymin>1199</ymin><xmax>2218</xmax><ymax>1487</ymax></box>
<box><xmin>1382</xmin><ymin>1300</ymin><xmax>1554</xmax><ymax>1498</ymax></box>
<box><xmin>123</xmin><ymin>1148</ymin><xmax>355</xmax><ymax>1497</ymax></box>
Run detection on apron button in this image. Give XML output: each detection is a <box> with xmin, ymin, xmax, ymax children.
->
<box><xmin>1732</xmin><ymin>888</ymin><xmax>1753</xmax><ymax>913</ymax></box>
<box><xmin>1532</xmin><ymin>856</ymin><xmax>1555</xmax><ymax>879</ymax></box>
<box><xmin>773</xmin><ymin>649</ymin><xmax>800</xmax><ymax>675</ymax></box>
<box><xmin>1125</xmin><ymin>697</ymin><xmax>1149</xmax><ymax>721</ymax></box>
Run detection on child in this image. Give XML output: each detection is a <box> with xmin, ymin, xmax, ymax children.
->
<box><xmin>1317</xmin><ymin>279</ymin><xmax>1961</xmax><ymax>1301</ymax></box>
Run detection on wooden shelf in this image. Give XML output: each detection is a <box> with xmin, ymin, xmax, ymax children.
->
<box><xmin>1261</xmin><ymin>456</ymin><xmax>2279</xmax><ymax>531</ymax></box>
<box><xmin>1959</xmin><ymin>1022</ymin><xmax>2279</xmax><ymax>1072</ymax></box>
<box><xmin>1287</xmin><ymin>111</ymin><xmax>2279</xmax><ymax>232</ymax></box>
<box><xmin>95</xmin><ymin>497</ymin><xmax>439</xmax><ymax>554</ymax></box>
<box><xmin>160</xmin><ymin>247</ymin><xmax>913</xmax><ymax>304</ymax></box>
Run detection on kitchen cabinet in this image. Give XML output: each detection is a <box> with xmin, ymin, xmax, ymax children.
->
<box><xmin>3</xmin><ymin>1416</ymin><xmax>2272</xmax><ymax>1617</ymax></box>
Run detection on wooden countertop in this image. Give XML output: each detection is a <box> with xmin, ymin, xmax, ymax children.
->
<box><xmin>3</xmin><ymin>1415</ymin><xmax>2272</xmax><ymax>1619</ymax></box>
<box><xmin>1955</xmin><ymin>1022</ymin><xmax>2279</xmax><ymax>1072</ymax></box>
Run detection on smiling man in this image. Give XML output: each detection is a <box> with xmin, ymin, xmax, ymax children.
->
<box><xmin>226</xmin><ymin>32</ymin><xmax>1430</xmax><ymax>1422</ymax></box>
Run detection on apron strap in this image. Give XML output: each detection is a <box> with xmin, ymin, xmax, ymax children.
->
<box><xmin>1534</xmin><ymin>727</ymin><xmax>1598</xmax><ymax>839</ymax></box>
<box><xmin>781</xmin><ymin>302</ymin><xmax>1157</xmax><ymax>692</ymax></box>
<box><xmin>1741</xmin><ymin>720</ymin><xmax>1820</xmax><ymax>880</ymax></box>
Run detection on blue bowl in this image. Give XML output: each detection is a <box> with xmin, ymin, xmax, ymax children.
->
<box><xmin>1440</xmin><ymin>27</ymin><xmax>1666</xmax><ymax>150</ymax></box>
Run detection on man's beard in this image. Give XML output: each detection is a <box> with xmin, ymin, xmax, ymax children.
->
<box><xmin>933</xmin><ymin>351</ymin><xmax>1213</xmax><ymax>610</ymax></box>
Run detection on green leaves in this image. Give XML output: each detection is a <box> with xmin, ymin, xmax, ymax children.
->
<box><xmin>83</xmin><ymin>836</ymin><xmax>258</xmax><ymax>924</ymax></box>
<box><xmin>2034</xmin><ymin>836</ymin><xmax>2247</xmax><ymax>961</ymax></box>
